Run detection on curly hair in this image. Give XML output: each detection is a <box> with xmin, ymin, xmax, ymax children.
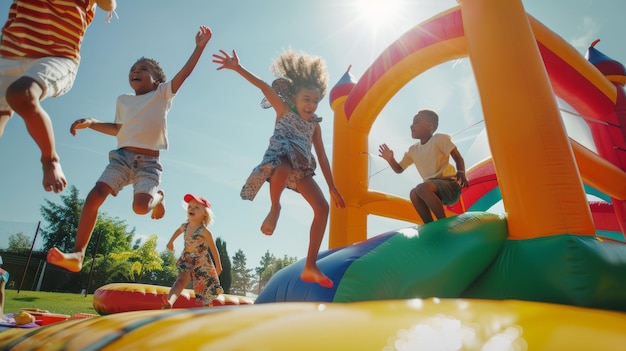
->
<box><xmin>134</xmin><ymin>56</ymin><xmax>167</xmax><ymax>83</ymax></box>
<box><xmin>270</xmin><ymin>48</ymin><xmax>328</xmax><ymax>99</ymax></box>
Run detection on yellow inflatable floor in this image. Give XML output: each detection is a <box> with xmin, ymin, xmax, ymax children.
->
<box><xmin>0</xmin><ymin>298</ymin><xmax>624</xmax><ymax>350</ymax></box>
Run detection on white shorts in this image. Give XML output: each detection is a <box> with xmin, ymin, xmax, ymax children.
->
<box><xmin>0</xmin><ymin>55</ymin><xmax>78</xmax><ymax>113</ymax></box>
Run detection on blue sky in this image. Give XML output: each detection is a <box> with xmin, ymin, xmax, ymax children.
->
<box><xmin>0</xmin><ymin>0</ymin><xmax>624</xmax><ymax>268</ymax></box>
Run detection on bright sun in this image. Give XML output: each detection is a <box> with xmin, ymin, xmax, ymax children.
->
<box><xmin>356</xmin><ymin>0</ymin><xmax>405</xmax><ymax>31</ymax></box>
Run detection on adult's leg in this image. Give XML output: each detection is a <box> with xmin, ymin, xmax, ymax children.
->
<box><xmin>295</xmin><ymin>176</ymin><xmax>332</xmax><ymax>288</ymax></box>
<box><xmin>47</xmin><ymin>182</ymin><xmax>112</xmax><ymax>272</ymax></box>
<box><xmin>261</xmin><ymin>157</ymin><xmax>292</xmax><ymax>235</ymax></box>
<box><xmin>6</xmin><ymin>77</ymin><xmax>66</xmax><ymax>193</ymax></box>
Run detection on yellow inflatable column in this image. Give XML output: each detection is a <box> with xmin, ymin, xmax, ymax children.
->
<box><xmin>329</xmin><ymin>71</ymin><xmax>369</xmax><ymax>248</ymax></box>
<box><xmin>460</xmin><ymin>0</ymin><xmax>595</xmax><ymax>238</ymax></box>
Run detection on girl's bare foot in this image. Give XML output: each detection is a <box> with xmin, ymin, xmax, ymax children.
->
<box><xmin>42</xmin><ymin>158</ymin><xmax>67</xmax><ymax>193</ymax></box>
<box><xmin>161</xmin><ymin>294</ymin><xmax>172</xmax><ymax>309</ymax></box>
<box><xmin>301</xmin><ymin>266</ymin><xmax>333</xmax><ymax>288</ymax></box>
<box><xmin>261</xmin><ymin>206</ymin><xmax>281</xmax><ymax>236</ymax></box>
<box><xmin>46</xmin><ymin>247</ymin><xmax>83</xmax><ymax>272</ymax></box>
<box><xmin>151</xmin><ymin>190</ymin><xmax>165</xmax><ymax>219</ymax></box>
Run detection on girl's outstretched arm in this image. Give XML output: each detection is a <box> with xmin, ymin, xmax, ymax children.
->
<box><xmin>312</xmin><ymin>125</ymin><xmax>345</xmax><ymax>208</ymax></box>
<box><xmin>170</xmin><ymin>25</ymin><xmax>212</xmax><ymax>95</ymax></box>
<box><xmin>212</xmin><ymin>50</ymin><xmax>289</xmax><ymax>118</ymax></box>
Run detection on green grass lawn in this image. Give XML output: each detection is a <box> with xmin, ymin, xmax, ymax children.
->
<box><xmin>4</xmin><ymin>289</ymin><xmax>98</xmax><ymax>316</ymax></box>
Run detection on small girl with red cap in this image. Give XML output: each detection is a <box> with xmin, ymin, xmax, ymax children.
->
<box><xmin>162</xmin><ymin>193</ymin><xmax>223</xmax><ymax>308</ymax></box>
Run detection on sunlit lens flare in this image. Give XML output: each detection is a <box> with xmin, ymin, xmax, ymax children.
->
<box><xmin>356</xmin><ymin>0</ymin><xmax>405</xmax><ymax>31</ymax></box>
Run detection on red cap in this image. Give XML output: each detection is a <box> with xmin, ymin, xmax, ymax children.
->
<box><xmin>183</xmin><ymin>193</ymin><xmax>211</xmax><ymax>208</ymax></box>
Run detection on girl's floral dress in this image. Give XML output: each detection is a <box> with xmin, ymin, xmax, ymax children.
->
<box><xmin>176</xmin><ymin>223</ymin><xmax>223</xmax><ymax>305</ymax></box>
<box><xmin>241</xmin><ymin>110</ymin><xmax>322</xmax><ymax>200</ymax></box>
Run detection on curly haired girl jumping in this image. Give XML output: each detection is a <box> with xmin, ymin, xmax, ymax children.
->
<box><xmin>212</xmin><ymin>48</ymin><xmax>345</xmax><ymax>288</ymax></box>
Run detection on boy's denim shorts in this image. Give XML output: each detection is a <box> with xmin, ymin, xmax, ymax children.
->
<box><xmin>98</xmin><ymin>148</ymin><xmax>162</xmax><ymax>196</ymax></box>
<box><xmin>430</xmin><ymin>178</ymin><xmax>462</xmax><ymax>205</ymax></box>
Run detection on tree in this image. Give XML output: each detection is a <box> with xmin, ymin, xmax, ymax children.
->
<box><xmin>109</xmin><ymin>234</ymin><xmax>163</xmax><ymax>283</ymax></box>
<box><xmin>38</xmin><ymin>186</ymin><xmax>133</xmax><ymax>292</ymax></box>
<box><xmin>216</xmin><ymin>238</ymin><xmax>232</xmax><ymax>294</ymax></box>
<box><xmin>39</xmin><ymin>185</ymin><xmax>134</xmax><ymax>266</ymax></box>
<box><xmin>254</xmin><ymin>253</ymin><xmax>298</xmax><ymax>293</ymax></box>
<box><xmin>255</xmin><ymin>251</ymin><xmax>275</xmax><ymax>294</ymax></box>
<box><xmin>80</xmin><ymin>252</ymin><xmax>136</xmax><ymax>292</ymax></box>
<box><xmin>90</xmin><ymin>218</ymin><xmax>135</xmax><ymax>260</ymax></box>
<box><xmin>39</xmin><ymin>185</ymin><xmax>83</xmax><ymax>253</ymax></box>
<box><xmin>8</xmin><ymin>233</ymin><xmax>31</xmax><ymax>253</ymax></box>
<box><xmin>272</xmin><ymin>255</ymin><xmax>298</xmax><ymax>273</ymax></box>
<box><xmin>146</xmin><ymin>250</ymin><xmax>178</xmax><ymax>287</ymax></box>
<box><xmin>230</xmin><ymin>249</ymin><xmax>255</xmax><ymax>296</ymax></box>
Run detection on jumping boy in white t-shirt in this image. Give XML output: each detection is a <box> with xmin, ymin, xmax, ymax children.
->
<box><xmin>47</xmin><ymin>25</ymin><xmax>212</xmax><ymax>273</ymax></box>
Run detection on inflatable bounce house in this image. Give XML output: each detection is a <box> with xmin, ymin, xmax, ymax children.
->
<box><xmin>1</xmin><ymin>1</ymin><xmax>626</xmax><ymax>349</ymax></box>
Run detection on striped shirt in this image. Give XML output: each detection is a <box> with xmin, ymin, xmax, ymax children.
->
<box><xmin>0</xmin><ymin>0</ymin><xmax>95</xmax><ymax>63</ymax></box>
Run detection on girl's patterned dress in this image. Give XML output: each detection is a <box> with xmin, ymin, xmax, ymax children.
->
<box><xmin>176</xmin><ymin>223</ymin><xmax>223</xmax><ymax>305</ymax></box>
<box><xmin>241</xmin><ymin>110</ymin><xmax>322</xmax><ymax>200</ymax></box>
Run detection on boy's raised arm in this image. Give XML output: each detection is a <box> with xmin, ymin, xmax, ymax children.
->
<box><xmin>171</xmin><ymin>25</ymin><xmax>212</xmax><ymax>94</ymax></box>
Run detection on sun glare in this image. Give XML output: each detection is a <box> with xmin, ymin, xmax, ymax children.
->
<box><xmin>356</xmin><ymin>0</ymin><xmax>405</xmax><ymax>31</ymax></box>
